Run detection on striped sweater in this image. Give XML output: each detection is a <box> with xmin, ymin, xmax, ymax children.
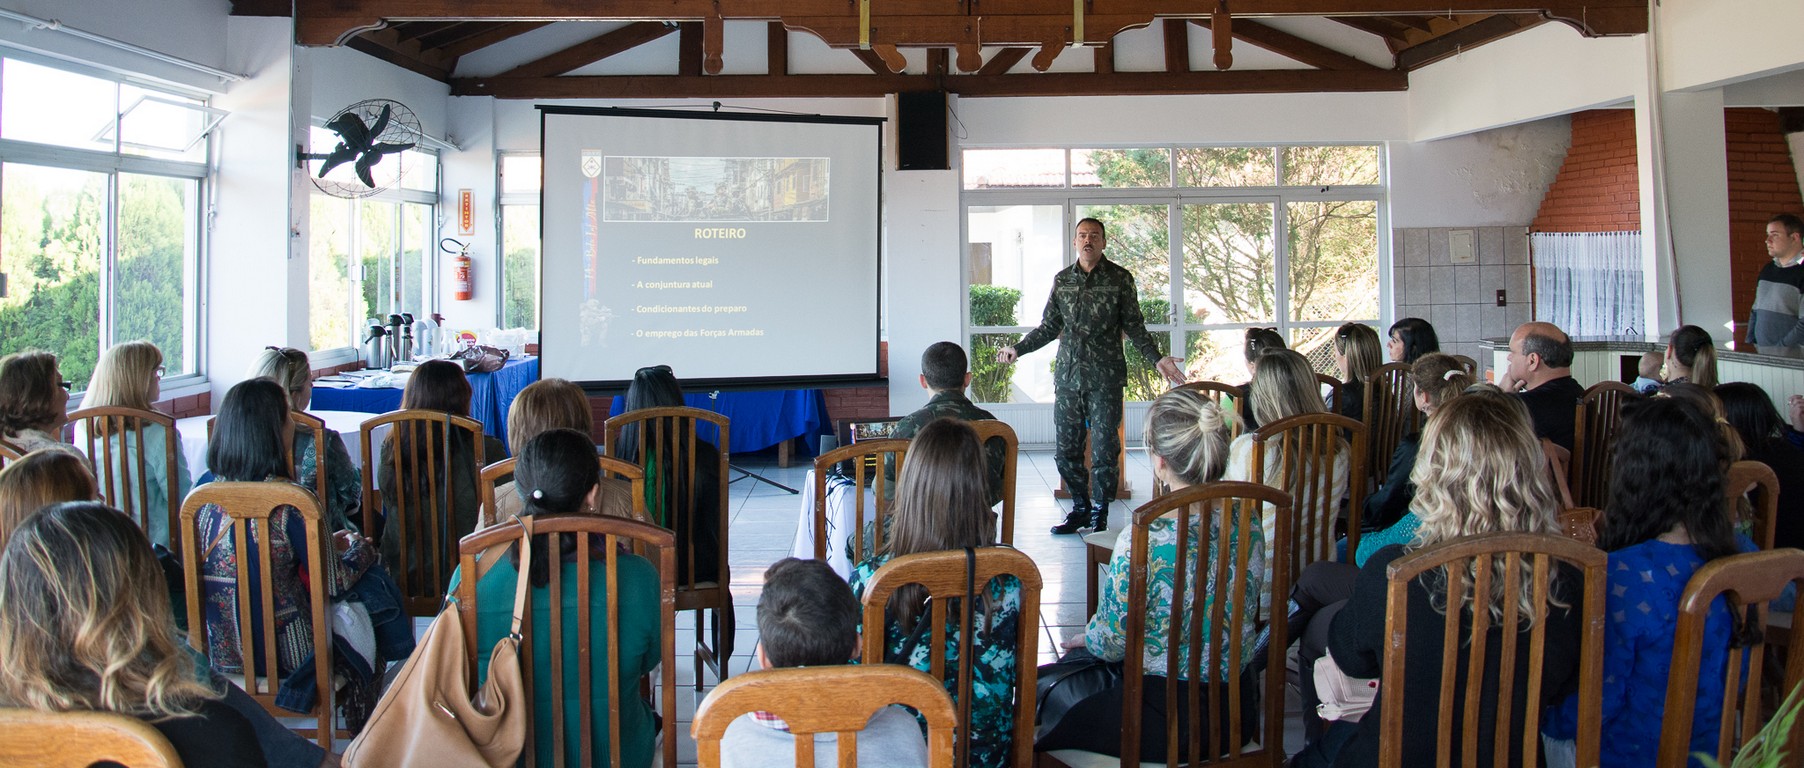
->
<box><xmin>1748</xmin><ymin>259</ymin><xmax>1804</xmax><ymax>353</ymax></box>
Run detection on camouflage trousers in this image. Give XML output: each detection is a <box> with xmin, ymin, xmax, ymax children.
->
<box><xmin>1052</xmin><ymin>386</ymin><xmax>1123</xmax><ymax>504</ymax></box>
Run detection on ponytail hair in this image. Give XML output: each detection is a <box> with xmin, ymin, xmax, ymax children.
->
<box><xmin>1143</xmin><ymin>389</ymin><xmax>1230</xmax><ymax>487</ymax></box>
<box><xmin>1412</xmin><ymin>353</ymin><xmax>1475</xmax><ymax>411</ymax></box>
<box><xmin>510</xmin><ymin>428</ymin><xmax>602</xmax><ymax>587</ymax></box>
<box><xmin>1669</xmin><ymin>325</ymin><xmax>1718</xmax><ymax>388</ymax></box>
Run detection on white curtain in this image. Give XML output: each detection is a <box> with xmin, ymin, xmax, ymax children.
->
<box><xmin>1531</xmin><ymin>231</ymin><xmax>1644</xmax><ymax>337</ymax></box>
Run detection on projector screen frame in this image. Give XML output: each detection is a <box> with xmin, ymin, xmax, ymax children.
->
<box><xmin>535</xmin><ymin>105</ymin><xmax>887</xmax><ymax>395</ymax></box>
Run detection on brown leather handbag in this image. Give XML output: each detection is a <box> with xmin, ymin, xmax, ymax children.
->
<box><xmin>342</xmin><ymin>516</ymin><xmax>536</xmax><ymax>767</ymax></box>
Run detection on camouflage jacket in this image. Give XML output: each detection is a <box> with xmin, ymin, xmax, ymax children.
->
<box><xmin>1015</xmin><ymin>257</ymin><xmax>1164</xmax><ymax>390</ymax></box>
<box><xmin>888</xmin><ymin>390</ymin><xmax>1006</xmax><ymax>507</ymax></box>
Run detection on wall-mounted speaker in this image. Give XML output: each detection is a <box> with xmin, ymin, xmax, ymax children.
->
<box><xmin>897</xmin><ymin>90</ymin><xmax>949</xmax><ymax>171</ymax></box>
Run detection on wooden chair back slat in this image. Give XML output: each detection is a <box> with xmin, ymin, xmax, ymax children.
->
<box><xmin>0</xmin><ymin>708</ymin><xmax>186</xmax><ymax>767</ymax></box>
<box><xmin>1726</xmin><ymin>460</ymin><xmax>1780</xmax><ymax>551</ymax></box>
<box><xmin>811</xmin><ymin>439</ymin><xmax>910</xmax><ymax>564</ymax></box>
<box><xmin>290</xmin><ymin>410</ymin><xmax>329</xmax><ymax>510</ymax></box>
<box><xmin>1375</xmin><ymin>532</ymin><xmax>1607</xmax><ymax>768</ymax></box>
<box><xmin>692</xmin><ymin>665</ymin><xmax>958</xmax><ymax>768</ymax></box>
<box><xmin>1659</xmin><ymin>549</ymin><xmax>1804</xmax><ymax>768</ymax></box>
<box><xmin>358</xmin><ymin>409</ymin><xmax>486</xmax><ymax>616</ymax></box>
<box><xmin>1249</xmin><ymin>412</ymin><xmax>1368</xmax><ymax>576</ymax></box>
<box><xmin>1450</xmin><ymin>355</ymin><xmax>1479</xmax><ymax>376</ymax></box>
<box><xmin>1556</xmin><ymin>507</ymin><xmax>1601</xmax><ymax>547</ymax></box>
<box><xmin>968</xmin><ymin>419</ymin><xmax>1020</xmax><ymax>546</ymax></box>
<box><xmin>0</xmin><ymin>439</ymin><xmax>19</xmax><ymax>468</ymax></box>
<box><xmin>178</xmin><ymin>481</ymin><xmax>335</xmax><ymax>749</ymax></box>
<box><xmin>479</xmin><ymin>456</ymin><xmax>650</xmax><ymax>530</ymax></box>
<box><xmin>1569</xmin><ymin>382</ymin><xmax>1639</xmax><ymax>509</ymax></box>
<box><xmin>68</xmin><ymin>406</ymin><xmax>180</xmax><ymax>545</ymax></box>
<box><xmin>1362</xmin><ymin>363</ymin><xmax>1417</xmax><ymax>489</ymax></box>
<box><xmin>455</xmin><ymin>513</ymin><xmax>680</xmax><ymax>768</ymax></box>
<box><xmin>858</xmin><ymin>547</ymin><xmax>1042</xmax><ymax>768</ymax></box>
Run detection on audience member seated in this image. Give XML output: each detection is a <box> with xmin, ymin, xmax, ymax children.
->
<box><xmin>1360</xmin><ymin>353</ymin><xmax>1473</xmax><ymax>542</ymax></box>
<box><xmin>1498</xmin><ymin>322</ymin><xmax>1585</xmax><ymax>452</ymax></box>
<box><xmin>1718</xmin><ymin>382</ymin><xmax>1804</xmax><ymax>550</ymax></box>
<box><xmin>0</xmin><ymin>447</ymin><xmax>95</xmax><ymax>543</ymax></box>
<box><xmin>1238</xmin><ymin>327</ymin><xmax>1288</xmax><ymax>433</ymax></box>
<box><xmin>197</xmin><ymin>379</ymin><xmax>406</xmax><ymax>732</ymax></box>
<box><xmin>1331</xmin><ymin>323</ymin><xmax>1382</xmax><ymax>422</ymax></box>
<box><xmin>1631</xmin><ymin>351</ymin><xmax>1665</xmax><ymax>395</ymax></box>
<box><xmin>0</xmin><ymin>350</ymin><xmax>70</xmax><ymax>454</ymax></box>
<box><xmin>245</xmin><ymin>346</ymin><xmax>361</xmax><ymax>532</ymax></box>
<box><xmin>891</xmin><ymin>341</ymin><xmax>1005</xmax><ymax>509</ymax></box>
<box><xmin>452</xmin><ymin>428</ymin><xmax>662</xmax><ymax>768</ymax></box>
<box><xmin>375</xmin><ymin>359</ymin><xmax>506</xmax><ymax>575</ymax></box>
<box><xmin>848</xmin><ymin>418</ymin><xmax>1021</xmax><ymax>768</ymax></box>
<box><xmin>1542</xmin><ymin>396</ymin><xmax>1753</xmax><ymax>768</ymax></box>
<box><xmin>1035</xmin><ymin>388</ymin><xmax>1262</xmax><ymax>761</ymax></box>
<box><xmin>1289</xmin><ymin>392</ymin><xmax>1583</xmax><ymax>768</ymax></box>
<box><xmin>719</xmin><ymin>557</ymin><xmax>927</xmax><ymax>767</ymax></box>
<box><xmin>610</xmin><ymin>364</ymin><xmax>721</xmax><ymax>585</ymax></box>
<box><xmin>491</xmin><ymin>377</ymin><xmax>634</xmax><ymax>525</ymax></box>
<box><xmin>1386</xmin><ymin>317</ymin><xmax>1440</xmax><ymax>364</ymax></box>
<box><xmin>1664</xmin><ymin>325</ymin><xmax>1719</xmax><ymax>387</ymax></box>
<box><xmin>1658</xmin><ymin>384</ymin><xmax>1745</xmax><ymax>462</ymax></box>
<box><xmin>0</xmin><ymin>502</ymin><xmax>268</xmax><ymax>768</ymax></box>
<box><xmin>79</xmin><ymin>340</ymin><xmax>189</xmax><ymax>548</ymax></box>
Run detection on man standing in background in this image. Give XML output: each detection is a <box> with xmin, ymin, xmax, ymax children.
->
<box><xmin>997</xmin><ymin>218</ymin><xmax>1185</xmax><ymax>535</ymax></box>
<box><xmin>1748</xmin><ymin>213</ymin><xmax>1804</xmax><ymax>357</ymax></box>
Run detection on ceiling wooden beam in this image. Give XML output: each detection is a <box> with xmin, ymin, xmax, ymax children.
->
<box><xmin>414</xmin><ymin>21</ymin><xmax>507</xmax><ymax>50</ymax></box>
<box><xmin>678</xmin><ymin>22</ymin><xmax>702</xmax><ymax>77</ymax></box>
<box><xmin>1164</xmin><ymin>18</ymin><xmax>1191</xmax><ymax>72</ymax></box>
<box><xmin>1385</xmin><ymin>15</ymin><xmax>1438</xmax><ymax>32</ymax></box>
<box><xmin>344</xmin><ymin>26</ymin><xmax>454</xmax><ymax>81</ymax></box>
<box><xmin>496</xmin><ymin>22</ymin><xmax>674</xmax><ymax>79</ymax></box>
<box><xmin>436</xmin><ymin>22</ymin><xmax>551</xmax><ymax>58</ymax></box>
<box><xmin>850</xmin><ymin>48</ymin><xmax>894</xmax><ymax>75</ymax></box>
<box><xmin>927</xmin><ymin>48</ymin><xmax>949</xmax><ymax>77</ymax></box>
<box><xmin>229</xmin><ymin>0</ymin><xmax>290</xmax><ymax>16</ymax></box>
<box><xmin>393</xmin><ymin>21</ymin><xmax>457</xmax><ymax>42</ymax></box>
<box><xmin>767</xmin><ymin>22</ymin><xmax>788</xmax><ymax>75</ymax></box>
<box><xmin>1395</xmin><ymin>13</ymin><xmax>1542</xmax><ymax>69</ymax></box>
<box><xmin>977</xmin><ymin>47</ymin><xmax>1030</xmax><ymax>76</ymax></box>
<box><xmin>1332</xmin><ymin>16</ymin><xmax>1413</xmax><ymax>41</ymax></box>
<box><xmin>451</xmin><ymin>68</ymin><xmax>1406</xmax><ymax>99</ymax></box>
<box><xmin>1192</xmin><ymin>17</ymin><xmax>1378</xmax><ymax>70</ymax></box>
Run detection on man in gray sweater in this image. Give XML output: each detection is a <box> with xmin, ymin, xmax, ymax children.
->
<box><xmin>1748</xmin><ymin>213</ymin><xmax>1804</xmax><ymax>357</ymax></box>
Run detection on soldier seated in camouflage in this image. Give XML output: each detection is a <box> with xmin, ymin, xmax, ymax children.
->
<box><xmin>884</xmin><ymin>341</ymin><xmax>1007</xmax><ymax>507</ymax></box>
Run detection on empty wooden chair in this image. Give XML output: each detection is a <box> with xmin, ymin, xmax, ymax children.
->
<box><xmin>359</xmin><ymin>408</ymin><xmax>490</xmax><ymax>616</ymax></box>
<box><xmin>1041</xmin><ymin>481</ymin><xmax>1293</xmax><ymax>766</ymax></box>
<box><xmin>1362</xmin><ymin>362</ymin><xmax>1417</xmax><ymax>489</ymax></box>
<box><xmin>1375</xmin><ymin>532</ymin><xmax>1607</xmax><ymax>768</ymax></box>
<box><xmin>603</xmin><ymin>405</ymin><xmax>734</xmax><ymax>692</ymax></box>
<box><xmin>967</xmin><ymin>419</ymin><xmax>1019</xmax><ymax>545</ymax></box>
<box><xmin>67</xmin><ymin>405</ymin><xmax>181</xmax><ymax>547</ymax></box>
<box><xmin>177</xmin><ymin>481</ymin><xmax>337</xmax><ymax>749</ymax></box>
<box><xmin>455</xmin><ymin>513</ymin><xmax>679</xmax><ymax>768</ymax></box>
<box><xmin>692</xmin><ymin>665</ymin><xmax>957</xmax><ymax>768</ymax></box>
<box><xmin>1659</xmin><ymin>548</ymin><xmax>1804</xmax><ymax>768</ymax></box>
<box><xmin>812</xmin><ymin>438</ymin><xmax>909</xmax><ymax>566</ymax></box>
<box><xmin>0</xmin><ymin>708</ymin><xmax>184</xmax><ymax>768</ymax></box>
<box><xmin>1249</xmin><ymin>412</ymin><xmax>1368</xmax><ymax>585</ymax></box>
<box><xmin>1570</xmin><ymin>381</ymin><xmax>1640</xmax><ymax>509</ymax></box>
<box><xmin>857</xmin><ymin>547</ymin><xmax>1042</xmax><ymax>768</ymax></box>
<box><xmin>1726</xmin><ymin>460</ymin><xmax>1780</xmax><ymax>551</ymax></box>
<box><xmin>478</xmin><ymin>455</ymin><xmax>651</xmax><ymax>528</ymax></box>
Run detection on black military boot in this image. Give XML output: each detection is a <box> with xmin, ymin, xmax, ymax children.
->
<box><xmin>1089</xmin><ymin>500</ymin><xmax>1111</xmax><ymax>534</ymax></box>
<box><xmin>1050</xmin><ymin>495</ymin><xmax>1091</xmax><ymax>534</ymax></box>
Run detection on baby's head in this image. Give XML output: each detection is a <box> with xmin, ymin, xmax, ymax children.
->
<box><xmin>1638</xmin><ymin>350</ymin><xmax>1664</xmax><ymax>381</ymax></box>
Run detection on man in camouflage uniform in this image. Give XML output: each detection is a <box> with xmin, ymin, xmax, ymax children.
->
<box><xmin>887</xmin><ymin>341</ymin><xmax>1006</xmax><ymax>507</ymax></box>
<box><xmin>998</xmin><ymin>218</ymin><xmax>1184</xmax><ymax>534</ymax></box>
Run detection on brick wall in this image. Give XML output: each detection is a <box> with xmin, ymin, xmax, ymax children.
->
<box><xmin>1531</xmin><ymin>110</ymin><xmax>1641</xmax><ymax>233</ymax></box>
<box><xmin>822</xmin><ymin>341</ymin><xmax>890</xmax><ymax>423</ymax></box>
<box><xmin>152</xmin><ymin>391</ymin><xmax>210</xmax><ymax>419</ymax></box>
<box><xmin>1726</xmin><ymin>108</ymin><xmax>1804</xmax><ymax>328</ymax></box>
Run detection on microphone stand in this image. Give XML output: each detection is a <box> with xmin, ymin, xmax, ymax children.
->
<box><xmin>709</xmin><ymin>390</ymin><xmax>798</xmax><ymax>494</ymax></box>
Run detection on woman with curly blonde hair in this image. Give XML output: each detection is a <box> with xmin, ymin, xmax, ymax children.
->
<box><xmin>0</xmin><ymin>501</ymin><xmax>266</xmax><ymax>767</ymax></box>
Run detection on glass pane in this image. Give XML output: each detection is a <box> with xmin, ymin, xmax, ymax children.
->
<box><xmin>309</xmin><ymin>195</ymin><xmax>354</xmax><ymax>351</ymax></box>
<box><xmin>0</xmin><ymin>164</ymin><xmax>105</xmax><ymax>385</ymax></box>
<box><xmin>402</xmin><ymin>149</ymin><xmax>438</xmax><ymax>192</ymax></box>
<box><xmin>1075</xmin><ymin>202</ymin><xmax>1172</xmax><ymax>402</ymax></box>
<box><xmin>400</xmin><ymin>203</ymin><xmax>429</xmax><ymax>319</ymax></box>
<box><xmin>1289</xmin><ymin>326</ymin><xmax>1343</xmax><ymax>378</ymax></box>
<box><xmin>1072</xmin><ymin>149</ymin><xmax>1170</xmax><ymax>188</ymax></box>
<box><xmin>961</xmin><ymin>149</ymin><xmax>1064</xmax><ymax>190</ymax></box>
<box><xmin>1176</xmin><ymin>147</ymin><xmax>1276</xmax><ymax>187</ymax></box>
<box><xmin>1286</xmin><ymin>200</ymin><xmax>1379</xmax><ymax>323</ymax></box>
<box><xmin>1283</xmin><ymin>145</ymin><xmax>1380</xmax><ymax>186</ymax></box>
<box><xmin>1</xmin><ymin>59</ymin><xmax>115</xmax><ymax>152</ymax></box>
<box><xmin>1181</xmin><ymin>202</ymin><xmax>1276</xmax><ymax>324</ymax></box>
<box><xmin>118</xmin><ymin>87</ymin><xmax>208</xmax><ymax>162</ymax></box>
<box><xmin>1184</xmin><ymin>329</ymin><xmax>1256</xmax><ymax>386</ymax></box>
<box><xmin>969</xmin><ymin>332</ymin><xmax>1024</xmax><ymax>405</ymax></box>
<box><xmin>502</xmin><ymin>204</ymin><xmax>541</xmax><ymax>330</ymax></box>
<box><xmin>116</xmin><ymin>174</ymin><xmax>197</xmax><ymax>375</ymax></box>
<box><xmin>358</xmin><ymin>200</ymin><xmax>398</xmax><ymax>323</ymax></box>
<box><xmin>966</xmin><ymin>204</ymin><xmax>1064</xmax><ymax>328</ymax></box>
<box><xmin>501</xmin><ymin>155</ymin><xmax>541</xmax><ymax>194</ymax></box>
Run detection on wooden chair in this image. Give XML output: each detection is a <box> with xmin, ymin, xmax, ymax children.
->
<box><xmin>0</xmin><ymin>708</ymin><xmax>185</xmax><ymax>767</ymax></box>
<box><xmin>1727</xmin><ymin>460</ymin><xmax>1780</xmax><ymax>551</ymax></box>
<box><xmin>359</xmin><ymin>409</ymin><xmax>489</xmax><ymax>617</ymax></box>
<box><xmin>812</xmin><ymin>438</ymin><xmax>910</xmax><ymax>565</ymax></box>
<box><xmin>603</xmin><ymin>405</ymin><xmax>734</xmax><ymax>692</ymax></box>
<box><xmin>67</xmin><ymin>405</ymin><xmax>180</xmax><ymax>546</ymax></box>
<box><xmin>177</xmin><ymin>481</ymin><xmax>336</xmax><ymax>749</ymax></box>
<box><xmin>858</xmin><ymin>547</ymin><xmax>1042</xmax><ymax>768</ymax></box>
<box><xmin>1375</xmin><ymin>532</ymin><xmax>1607</xmax><ymax>768</ymax></box>
<box><xmin>478</xmin><ymin>455</ymin><xmax>651</xmax><ymax>529</ymax></box>
<box><xmin>1176</xmin><ymin>381</ymin><xmax>1247</xmax><ymax>439</ymax></box>
<box><xmin>1362</xmin><ymin>362</ymin><xmax>1417</xmax><ymax>489</ymax></box>
<box><xmin>692</xmin><ymin>666</ymin><xmax>958</xmax><ymax>768</ymax></box>
<box><xmin>455</xmin><ymin>513</ymin><xmax>680</xmax><ymax>768</ymax></box>
<box><xmin>1450</xmin><ymin>354</ymin><xmax>1479</xmax><ymax>376</ymax></box>
<box><xmin>1659</xmin><ymin>549</ymin><xmax>1804</xmax><ymax>768</ymax></box>
<box><xmin>1044</xmin><ymin>481</ymin><xmax>1293</xmax><ymax>767</ymax></box>
<box><xmin>1557</xmin><ymin>507</ymin><xmax>1601</xmax><ymax>546</ymax></box>
<box><xmin>211</xmin><ymin>411</ymin><xmax>328</xmax><ymax>513</ymax></box>
<box><xmin>1569</xmin><ymin>381</ymin><xmax>1639</xmax><ymax>509</ymax></box>
<box><xmin>0</xmin><ymin>439</ymin><xmax>20</xmax><ymax>467</ymax></box>
<box><xmin>968</xmin><ymin>419</ymin><xmax>1019</xmax><ymax>546</ymax></box>
<box><xmin>1249</xmin><ymin>412</ymin><xmax>1368</xmax><ymax>578</ymax></box>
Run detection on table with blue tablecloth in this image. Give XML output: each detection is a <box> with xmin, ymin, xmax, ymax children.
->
<box><xmin>607</xmin><ymin>389</ymin><xmax>829</xmax><ymax>457</ymax></box>
<box><xmin>310</xmin><ymin>357</ymin><xmax>540</xmax><ymax>443</ymax></box>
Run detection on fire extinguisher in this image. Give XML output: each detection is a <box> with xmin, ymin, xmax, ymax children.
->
<box><xmin>443</xmin><ymin>237</ymin><xmax>473</xmax><ymax>301</ymax></box>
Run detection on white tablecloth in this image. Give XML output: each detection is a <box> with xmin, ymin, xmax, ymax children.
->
<box><xmin>790</xmin><ymin>469</ymin><xmax>878</xmax><ymax>579</ymax></box>
<box><xmin>176</xmin><ymin>410</ymin><xmax>384</xmax><ymax>484</ymax></box>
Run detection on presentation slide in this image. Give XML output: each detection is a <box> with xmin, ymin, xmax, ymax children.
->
<box><xmin>538</xmin><ymin>107</ymin><xmax>884</xmax><ymax>390</ymax></box>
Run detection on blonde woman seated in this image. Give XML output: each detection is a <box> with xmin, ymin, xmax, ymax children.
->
<box><xmin>1036</xmin><ymin>389</ymin><xmax>1264</xmax><ymax>761</ymax></box>
<box><xmin>0</xmin><ymin>350</ymin><xmax>72</xmax><ymax>454</ymax></box>
<box><xmin>79</xmin><ymin>341</ymin><xmax>189</xmax><ymax>548</ymax></box>
<box><xmin>0</xmin><ymin>447</ymin><xmax>96</xmax><ymax>543</ymax></box>
<box><xmin>246</xmin><ymin>346</ymin><xmax>361</xmax><ymax>532</ymax></box>
<box><xmin>489</xmin><ymin>378</ymin><xmax>637</xmax><ymax>526</ymax></box>
<box><xmin>0</xmin><ymin>502</ymin><xmax>267</xmax><ymax>767</ymax></box>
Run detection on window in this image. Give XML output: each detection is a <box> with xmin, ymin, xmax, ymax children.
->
<box><xmin>0</xmin><ymin>56</ymin><xmax>209</xmax><ymax>387</ymax></box>
<box><xmin>499</xmin><ymin>153</ymin><xmax>541</xmax><ymax>331</ymax></box>
<box><xmin>963</xmin><ymin>146</ymin><xmax>1385</xmax><ymax>404</ymax></box>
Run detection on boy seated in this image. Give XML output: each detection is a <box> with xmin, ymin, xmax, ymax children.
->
<box><xmin>887</xmin><ymin>341</ymin><xmax>1006</xmax><ymax>506</ymax></box>
<box><xmin>720</xmin><ymin>558</ymin><xmax>928</xmax><ymax>767</ymax></box>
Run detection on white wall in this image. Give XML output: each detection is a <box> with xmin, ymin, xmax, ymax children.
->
<box><xmin>1658</xmin><ymin>0</ymin><xmax>1804</xmax><ymax>92</ymax></box>
<box><xmin>305</xmin><ymin>46</ymin><xmax>450</xmax><ymax>139</ymax></box>
<box><xmin>1387</xmin><ymin>117</ymin><xmax>1571</xmax><ymax>228</ymax></box>
<box><xmin>1408</xmin><ymin>24</ymin><xmax>1644</xmax><ymax>142</ymax></box>
<box><xmin>956</xmin><ymin>91</ymin><xmax>1409</xmax><ymax>146</ymax></box>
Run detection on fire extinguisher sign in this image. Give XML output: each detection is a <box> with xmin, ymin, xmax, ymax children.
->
<box><xmin>458</xmin><ymin>189</ymin><xmax>474</xmax><ymax>236</ymax></box>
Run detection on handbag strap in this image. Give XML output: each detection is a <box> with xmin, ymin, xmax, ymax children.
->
<box><xmin>509</xmin><ymin>514</ymin><xmax>535</xmax><ymax>638</ymax></box>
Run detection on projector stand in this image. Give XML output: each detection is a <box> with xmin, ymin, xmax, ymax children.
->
<box><xmin>709</xmin><ymin>391</ymin><xmax>799</xmax><ymax>494</ymax></box>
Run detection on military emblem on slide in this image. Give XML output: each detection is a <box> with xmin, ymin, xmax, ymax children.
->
<box><xmin>582</xmin><ymin>150</ymin><xmax>603</xmax><ymax>178</ymax></box>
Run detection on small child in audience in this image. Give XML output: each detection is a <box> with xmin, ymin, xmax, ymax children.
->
<box><xmin>1631</xmin><ymin>350</ymin><xmax>1664</xmax><ymax>394</ymax></box>
<box><xmin>719</xmin><ymin>558</ymin><xmax>928</xmax><ymax>767</ymax></box>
